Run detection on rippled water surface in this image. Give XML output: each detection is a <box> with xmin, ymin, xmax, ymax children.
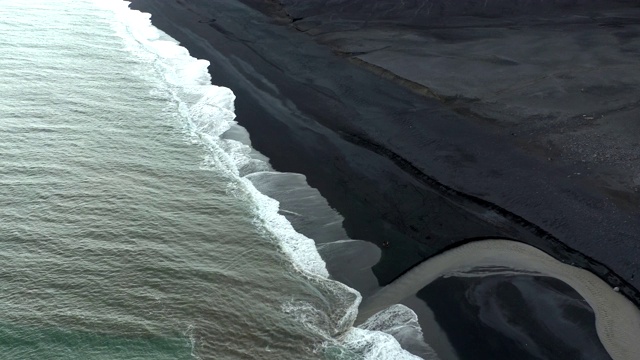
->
<box><xmin>0</xmin><ymin>1</ymin><xmax>373</xmax><ymax>358</ymax></box>
<box><xmin>4</xmin><ymin>2</ymin><xmax>639</xmax><ymax>360</ymax></box>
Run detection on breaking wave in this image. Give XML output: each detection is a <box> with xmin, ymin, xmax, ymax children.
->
<box><xmin>98</xmin><ymin>1</ymin><xmax>428</xmax><ymax>358</ymax></box>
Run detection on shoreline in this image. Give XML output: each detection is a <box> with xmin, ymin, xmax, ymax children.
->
<box><xmin>127</xmin><ymin>0</ymin><xmax>640</xmax><ymax>356</ymax></box>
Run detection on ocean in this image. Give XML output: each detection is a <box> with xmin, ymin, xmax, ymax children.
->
<box><xmin>0</xmin><ymin>0</ymin><xmax>427</xmax><ymax>359</ymax></box>
<box><xmin>5</xmin><ymin>1</ymin><xmax>640</xmax><ymax>360</ymax></box>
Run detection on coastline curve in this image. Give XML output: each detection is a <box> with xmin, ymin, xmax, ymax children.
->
<box><xmin>358</xmin><ymin>239</ymin><xmax>640</xmax><ymax>360</ymax></box>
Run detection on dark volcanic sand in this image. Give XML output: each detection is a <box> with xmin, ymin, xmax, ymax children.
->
<box><xmin>127</xmin><ymin>0</ymin><xmax>639</xmax><ymax>358</ymax></box>
<box><xmin>418</xmin><ymin>275</ymin><xmax>610</xmax><ymax>360</ymax></box>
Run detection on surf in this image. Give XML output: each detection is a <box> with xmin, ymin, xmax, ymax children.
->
<box><xmin>99</xmin><ymin>1</ymin><xmax>428</xmax><ymax>358</ymax></box>
<box><xmin>94</xmin><ymin>2</ymin><xmax>640</xmax><ymax>359</ymax></box>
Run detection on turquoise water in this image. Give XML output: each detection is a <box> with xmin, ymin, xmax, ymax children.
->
<box><xmin>0</xmin><ymin>1</ymin><xmax>413</xmax><ymax>358</ymax></box>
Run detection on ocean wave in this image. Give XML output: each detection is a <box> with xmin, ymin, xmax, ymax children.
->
<box><xmin>99</xmin><ymin>1</ymin><xmax>426</xmax><ymax>358</ymax></box>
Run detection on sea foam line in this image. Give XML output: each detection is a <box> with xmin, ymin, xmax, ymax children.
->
<box><xmin>98</xmin><ymin>1</ymin><xmax>426</xmax><ymax>359</ymax></box>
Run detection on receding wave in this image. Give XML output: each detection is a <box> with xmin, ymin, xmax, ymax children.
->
<box><xmin>99</xmin><ymin>1</ymin><xmax>425</xmax><ymax>358</ymax></box>
<box><xmin>358</xmin><ymin>239</ymin><xmax>640</xmax><ymax>360</ymax></box>
<box><xmin>97</xmin><ymin>3</ymin><xmax>640</xmax><ymax>359</ymax></box>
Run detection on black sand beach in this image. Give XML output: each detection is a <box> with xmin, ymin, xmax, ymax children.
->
<box><xmin>420</xmin><ymin>275</ymin><xmax>610</xmax><ymax>359</ymax></box>
<box><xmin>128</xmin><ymin>0</ymin><xmax>640</xmax><ymax>358</ymax></box>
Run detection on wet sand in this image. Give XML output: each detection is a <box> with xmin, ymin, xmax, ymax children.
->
<box><xmin>418</xmin><ymin>275</ymin><xmax>608</xmax><ymax>360</ymax></box>
<box><xmin>358</xmin><ymin>240</ymin><xmax>640</xmax><ymax>360</ymax></box>
<box><xmin>127</xmin><ymin>0</ymin><xmax>640</xmax><ymax>358</ymax></box>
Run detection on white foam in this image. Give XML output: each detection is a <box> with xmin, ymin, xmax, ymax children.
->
<box><xmin>99</xmin><ymin>0</ymin><xmax>330</xmax><ymax>278</ymax></box>
<box><xmin>246</xmin><ymin>171</ymin><xmax>349</xmax><ymax>243</ymax></box>
<box><xmin>360</xmin><ymin>305</ymin><xmax>439</xmax><ymax>360</ymax></box>
<box><xmin>183</xmin><ymin>324</ymin><xmax>202</xmax><ymax>360</ymax></box>
<box><xmin>341</xmin><ymin>327</ymin><xmax>424</xmax><ymax>360</ymax></box>
<box><xmin>99</xmin><ymin>1</ymin><xmax>424</xmax><ymax>358</ymax></box>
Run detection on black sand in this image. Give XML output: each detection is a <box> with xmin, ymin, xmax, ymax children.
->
<box><xmin>127</xmin><ymin>0</ymin><xmax>639</xmax><ymax>357</ymax></box>
<box><xmin>419</xmin><ymin>275</ymin><xmax>610</xmax><ymax>360</ymax></box>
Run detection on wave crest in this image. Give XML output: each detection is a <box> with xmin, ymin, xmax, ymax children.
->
<box><xmin>100</xmin><ymin>1</ymin><xmax>425</xmax><ymax>359</ymax></box>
